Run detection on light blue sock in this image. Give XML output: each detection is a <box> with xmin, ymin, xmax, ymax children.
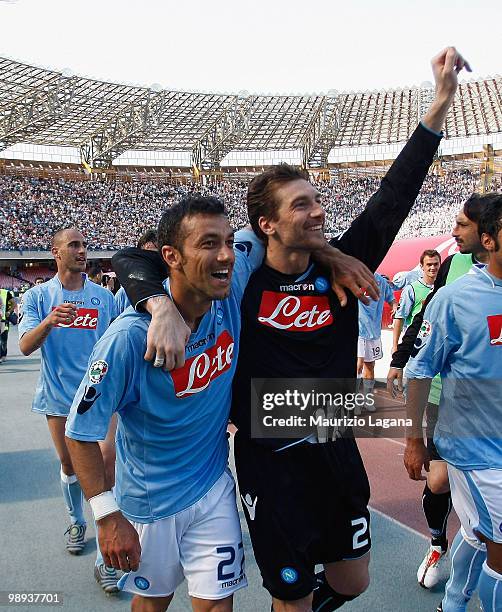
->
<box><xmin>478</xmin><ymin>561</ymin><xmax>502</xmax><ymax>612</ymax></box>
<box><xmin>362</xmin><ymin>378</ymin><xmax>375</xmax><ymax>392</ymax></box>
<box><xmin>442</xmin><ymin>529</ymin><xmax>485</xmax><ymax>612</ymax></box>
<box><xmin>60</xmin><ymin>468</ymin><xmax>85</xmax><ymax>525</ymax></box>
<box><xmin>363</xmin><ymin>378</ymin><xmax>376</xmax><ymax>409</ymax></box>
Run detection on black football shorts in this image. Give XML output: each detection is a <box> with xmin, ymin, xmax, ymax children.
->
<box><xmin>234</xmin><ymin>432</ymin><xmax>371</xmax><ymax>600</ymax></box>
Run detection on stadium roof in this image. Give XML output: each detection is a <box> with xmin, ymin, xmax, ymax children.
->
<box><xmin>1</xmin><ymin>57</ymin><xmax>501</xmax><ymax>170</ymax></box>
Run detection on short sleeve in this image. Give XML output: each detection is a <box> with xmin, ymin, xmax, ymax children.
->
<box><xmin>406</xmin><ymin>288</ymin><xmax>460</xmax><ymax>379</ymax></box>
<box><xmin>65</xmin><ymin>325</ymin><xmax>142</xmax><ymax>441</ymax></box>
<box><xmin>231</xmin><ymin>228</ymin><xmax>265</xmax><ymax>302</ymax></box>
<box><xmin>384</xmin><ymin>279</ymin><xmax>395</xmax><ymax>304</ymax></box>
<box><xmin>18</xmin><ymin>289</ymin><xmax>40</xmax><ymax>337</ymax></box>
<box><xmin>395</xmin><ymin>285</ymin><xmax>414</xmax><ymax>320</ymax></box>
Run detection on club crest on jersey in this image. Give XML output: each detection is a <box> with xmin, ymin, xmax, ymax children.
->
<box><xmin>258</xmin><ymin>291</ymin><xmax>333</xmax><ymax>332</ymax></box>
<box><xmin>89</xmin><ymin>360</ymin><xmax>109</xmax><ymax>384</ymax></box>
<box><xmin>91</xmin><ymin>297</ymin><xmax>101</xmax><ymax>306</ymax></box>
<box><xmin>54</xmin><ymin>307</ymin><xmax>98</xmax><ymax>330</ymax></box>
<box><xmin>487</xmin><ymin>315</ymin><xmax>502</xmax><ymax>346</ymax></box>
<box><xmin>314</xmin><ymin>276</ymin><xmax>330</xmax><ymax>293</ymax></box>
<box><xmin>280</xmin><ymin>567</ymin><xmax>298</xmax><ymax>584</ymax></box>
<box><xmin>134</xmin><ymin>577</ymin><xmax>150</xmax><ymax>590</ymax></box>
<box><xmin>171</xmin><ymin>330</ymin><xmax>234</xmax><ymax>397</ymax></box>
<box><xmin>216</xmin><ymin>306</ymin><xmax>224</xmax><ymax>325</ymax></box>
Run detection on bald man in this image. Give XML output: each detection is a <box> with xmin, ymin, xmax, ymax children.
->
<box><xmin>18</xmin><ymin>227</ymin><xmax>118</xmax><ymax>592</ymax></box>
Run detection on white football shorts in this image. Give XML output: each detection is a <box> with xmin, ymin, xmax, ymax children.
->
<box><xmin>357</xmin><ymin>337</ymin><xmax>383</xmax><ymax>362</ymax></box>
<box><xmin>118</xmin><ymin>469</ymin><xmax>247</xmax><ymax>599</ymax></box>
<box><xmin>448</xmin><ymin>464</ymin><xmax>502</xmax><ymax>544</ymax></box>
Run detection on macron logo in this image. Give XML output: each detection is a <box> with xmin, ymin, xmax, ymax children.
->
<box><xmin>241</xmin><ymin>493</ymin><xmax>258</xmax><ymax>521</ymax></box>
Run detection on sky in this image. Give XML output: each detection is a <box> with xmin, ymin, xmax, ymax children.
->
<box><xmin>0</xmin><ymin>0</ymin><xmax>501</xmax><ymax>95</ymax></box>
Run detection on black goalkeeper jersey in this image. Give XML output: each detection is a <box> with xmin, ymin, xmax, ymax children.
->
<box><xmin>231</xmin><ymin>123</ymin><xmax>442</xmax><ymax>437</ymax></box>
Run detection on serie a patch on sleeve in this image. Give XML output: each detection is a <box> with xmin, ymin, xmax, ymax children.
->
<box><xmin>414</xmin><ymin>320</ymin><xmax>432</xmax><ymax>351</ymax></box>
<box><xmin>88</xmin><ymin>360</ymin><xmax>109</xmax><ymax>384</ymax></box>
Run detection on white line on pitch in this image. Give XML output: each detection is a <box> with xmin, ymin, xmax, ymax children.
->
<box><xmin>369</xmin><ymin>506</ymin><xmax>429</xmax><ymax>541</ymax></box>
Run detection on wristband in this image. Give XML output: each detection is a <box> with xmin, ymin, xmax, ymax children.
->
<box><xmin>89</xmin><ymin>490</ymin><xmax>119</xmax><ymax>521</ymax></box>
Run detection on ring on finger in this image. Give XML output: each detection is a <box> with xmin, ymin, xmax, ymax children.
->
<box><xmin>153</xmin><ymin>356</ymin><xmax>165</xmax><ymax>368</ymax></box>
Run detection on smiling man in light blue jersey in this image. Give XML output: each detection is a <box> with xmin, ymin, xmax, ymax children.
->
<box><xmin>66</xmin><ymin>197</ymin><xmax>265</xmax><ymax>612</ymax></box>
<box><xmin>357</xmin><ymin>273</ymin><xmax>396</xmax><ymax>409</ymax></box>
<box><xmin>405</xmin><ymin>194</ymin><xmax>502</xmax><ymax>612</ymax></box>
<box><xmin>18</xmin><ymin>227</ymin><xmax>118</xmax><ymax>592</ymax></box>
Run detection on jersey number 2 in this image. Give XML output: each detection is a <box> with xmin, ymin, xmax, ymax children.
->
<box><xmin>217</xmin><ymin>542</ymin><xmax>244</xmax><ymax>581</ymax></box>
<box><xmin>351</xmin><ymin>517</ymin><xmax>369</xmax><ymax>550</ymax></box>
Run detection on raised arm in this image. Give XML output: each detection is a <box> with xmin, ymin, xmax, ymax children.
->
<box><xmin>421</xmin><ymin>47</ymin><xmax>471</xmax><ymax>133</ymax></box>
<box><xmin>332</xmin><ymin>47</ymin><xmax>469</xmax><ymax>271</ymax></box>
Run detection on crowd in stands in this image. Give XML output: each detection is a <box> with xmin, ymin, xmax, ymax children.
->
<box><xmin>0</xmin><ymin>168</ymin><xmax>484</xmax><ymax>251</ymax></box>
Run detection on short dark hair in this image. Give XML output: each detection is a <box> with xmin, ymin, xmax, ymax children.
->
<box><xmin>88</xmin><ymin>263</ymin><xmax>102</xmax><ymax>277</ymax></box>
<box><xmin>137</xmin><ymin>229</ymin><xmax>158</xmax><ymax>249</ymax></box>
<box><xmin>478</xmin><ymin>193</ymin><xmax>502</xmax><ymax>250</ymax></box>
<box><xmin>420</xmin><ymin>249</ymin><xmax>441</xmax><ymax>265</ymax></box>
<box><xmin>51</xmin><ymin>226</ymin><xmax>79</xmax><ymax>248</ymax></box>
<box><xmin>157</xmin><ymin>195</ymin><xmax>226</xmax><ymax>251</ymax></box>
<box><xmin>463</xmin><ymin>193</ymin><xmax>501</xmax><ymax>224</ymax></box>
<box><xmin>247</xmin><ymin>164</ymin><xmax>310</xmax><ymax>241</ymax></box>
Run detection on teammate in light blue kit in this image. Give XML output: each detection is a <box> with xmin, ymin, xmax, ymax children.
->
<box><xmin>405</xmin><ymin>195</ymin><xmax>502</xmax><ymax>612</ymax></box>
<box><xmin>357</xmin><ymin>273</ymin><xmax>396</xmax><ymax>408</ymax></box>
<box><xmin>114</xmin><ymin>229</ymin><xmax>158</xmax><ymax>315</ymax></box>
<box><xmin>113</xmin><ymin>285</ymin><xmax>131</xmax><ymax>315</ymax></box>
<box><xmin>18</xmin><ymin>227</ymin><xmax>118</xmax><ymax>591</ymax></box>
<box><xmin>66</xmin><ymin>197</ymin><xmax>264</xmax><ymax>612</ymax></box>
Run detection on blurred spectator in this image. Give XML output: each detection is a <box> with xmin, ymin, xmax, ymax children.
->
<box><xmin>88</xmin><ymin>263</ymin><xmax>103</xmax><ymax>285</ymax></box>
<box><xmin>0</xmin><ymin>169</ymin><xmax>483</xmax><ymax>250</ymax></box>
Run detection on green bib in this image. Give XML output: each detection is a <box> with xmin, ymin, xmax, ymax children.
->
<box><xmin>405</xmin><ymin>280</ymin><xmax>433</xmax><ymax>327</ymax></box>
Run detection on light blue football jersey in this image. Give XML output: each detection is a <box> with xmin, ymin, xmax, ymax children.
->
<box><xmin>114</xmin><ymin>286</ymin><xmax>131</xmax><ymax>315</ymax></box>
<box><xmin>18</xmin><ymin>275</ymin><xmax>116</xmax><ymax>416</ymax></box>
<box><xmin>66</xmin><ymin>230</ymin><xmax>264</xmax><ymax>523</ymax></box>
<box><xmin>406</xmin><ymin>267</ymin><xmax>502</xmax><ymax>470</ymax></box>
<box><xmin>358</xmin><ymin>273</ymin><xmax>395</xmax><ymax>339</ymax></box>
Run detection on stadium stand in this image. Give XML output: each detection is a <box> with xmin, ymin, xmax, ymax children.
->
<box><xmin>0</xmin><ymin>271</ymin><xmax>25</xmax><ymax>290</ymax></box>
<box><xmin>0</xmin><ymin>57</ymin><xmax>500</xmax><ymax>260</ymax></box>
<box><xmin>0</xmin><ymin>169</ymin><xmax>480</xmax><ymax>251</ymax></box>
<box><xmin>17</xmin><ymin>267</ymin><xmax>54</xmax><ymax>283</ymax></box>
